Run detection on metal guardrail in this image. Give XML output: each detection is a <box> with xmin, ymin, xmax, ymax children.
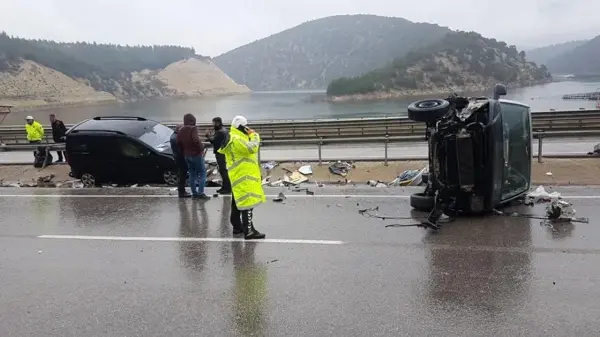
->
<box><xmin>0</xmin><ymin>130</ymin><xmax>592</xmax><ymax>165</ymax></box>
<box><xmin>1</xmin><ymin>109</ymin><xmax>600</xmax><ymax>145</ymax></box>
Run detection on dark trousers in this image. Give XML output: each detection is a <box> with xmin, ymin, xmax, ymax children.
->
<box><xmin>175</xmin><ymin>156</ymin><xmax>188</xmax><ymax>195</ymax></box>
<box><xmin>29</xmin><ymin>140</ymin><xmax>41</xmax><ymax>158</ymax></box>
<box><xmin>231</xmin><ymin>197</ymin><xmax>254</xmax><ymax>234</ymax></box>
<box><xmin>56</xmin><ymin>151</ymin><xmax>67</xmax><ymax>162</ymax></box>
<box><xmin>216</xmin><ymin>152</ymin><xmax>231</xmax><ymax>191</ymax></box>
<box><xmin>54</xmin><ymin>139</ymin><xmax>66</xmax><ymax>161</ymax></box>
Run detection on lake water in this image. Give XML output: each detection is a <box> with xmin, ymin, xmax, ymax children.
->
<box><xmin>4</xmin><ymin>81</ymin><xmax>600</xmax><ymax>125</ymax></box>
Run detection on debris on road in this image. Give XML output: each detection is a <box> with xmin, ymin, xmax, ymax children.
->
<box><xmin>273</xmin><ymin>192</ymin><xmax>287</xmax><ymax>203</ymax></box>
<box><xmin>36</xmin><ymin>174</ymin><xmax>56</xmax><ymax>187</ymax></box>
<box><xmin>367</xmin><ymin>180</ymin><xmax>387</xmax><ymax>188</ymax></box>
<box><xmin>389</xmin><ymin>167</ymin><xmax>428</xmax><ymax>186</ymax></box>
<box><xmin>261</xmin><ymin>161</ymin><xmax>279</xmax><ymax>170</ymax></box>
<box><xmin>524</xmin><ymin>185</ymin><xmax>561</xmax><ymax>205</ymax></box>
<box><xmin>298</xmin><ymin>165</ymin><xmax>313</xmax><ymax>175</ymax></box>
<box><xmin>291</xmin><ymin>186</ymin><xmax>315</xmax><ymax>195</ymax></box>
<box><xmin>288</xmin><ymin>171</ymin><xmax>309</xmax><ymax>185</ymax></box>
<box><xmin>329</xmin><ymin>161</ymin><xmax>352</xmax><ymax>177</ymax></box>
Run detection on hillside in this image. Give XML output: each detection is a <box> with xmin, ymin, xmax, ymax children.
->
<box><xmin>326</xmin><ymin>31</ymin><xmax>552</xmax><ymax>100</ymax></box>
<box><xmin>214</xmin><ymin>15</ymin><xmax>451</xmax><ymax>90</ymax></box>
<box><xmin>545</xmin><ymin>35</ymin><xmax>600</xmax><ymax>75</ymax></box>
<box><xmin>0</xmin><ymin>32</ymin><xmax>249</xmax><ymax>108</ymax></box>
<box><xmin>525</xmin><ymin>40</ymin><xmax>588</xmax><ymax>68</ymax></box>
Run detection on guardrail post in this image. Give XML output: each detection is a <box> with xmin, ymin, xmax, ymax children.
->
<box><xmin>384</xmin><ymin>134</ymin><xmax>389</xmax><ymax>166</ymax></box>
<box><xmin>537</xmin><ymin>131</ymin><xmax>544</xmax><ymax>163</ymax></box>
<box><xmin>318</xmin><ymin>138</ymin><xmax>323</xmax><ymax>166</ymax></box>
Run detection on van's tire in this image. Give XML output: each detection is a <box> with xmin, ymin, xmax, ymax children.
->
<box><xmin>410</xmin><ymin>192</ymin><xmax>435</xmax><ymax>212</ymax></box>
<box><xmin>80</xmin><ymin>173</ymin><xmax>96</xmax><ymax>188</ymax></box>
<box><xmin>407</xmin><ymin>99</ymin><xmax>450</xmax><ymax>123</ymax></box>
<box><xmin>163</xmin><ymin>170</ymin><xmax>178</xmax><ymax>186</ymax></box>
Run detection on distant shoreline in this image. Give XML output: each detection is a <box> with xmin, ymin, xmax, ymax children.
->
<box><xmin>1</xmin><ymin>91</ymin><xmax>254</xmax><ymax>113</ymax></box>
<box><xmin>326</xmin><ymin>80</ymin><xmax>554</xmax><ymax>102</ymax></box>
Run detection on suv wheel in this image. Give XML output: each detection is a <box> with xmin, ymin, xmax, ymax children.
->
<box><xmin>407</xmin><ymin>99</ymin><xmax>450</xmax><ymax>123</ymax></box>
<box><xmin>163</xmin><ymin>170</ymin><xmax>178</xmax><ymax>186</ymax></box>
<box><xmin>81</xmin><ymin>173</ymin><xmax>96</xmax><ymax>188</ymax></box>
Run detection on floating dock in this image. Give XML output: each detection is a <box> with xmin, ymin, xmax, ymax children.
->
<box><xmin>562</xmin><ymin>91</ymin><xmax>600</xmax><ymax>100</ymax></box>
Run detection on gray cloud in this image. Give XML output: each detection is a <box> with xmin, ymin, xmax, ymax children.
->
<box><xmin>1</xmin><ymin>0</ymin><xmax>598</xmax><ymax>56</ymax></box>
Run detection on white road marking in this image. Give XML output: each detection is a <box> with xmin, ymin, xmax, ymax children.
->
<box><xmin>37</xmin><ymin>235</ymin><xmax>345</xmax><ymax>245</ymax></box>
<box><xmin>1</xmin><ymin>193</ymin><xmax>600</xmax><ymax>199</ymax></box>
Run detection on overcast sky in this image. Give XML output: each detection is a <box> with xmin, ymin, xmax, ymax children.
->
<box><xmin>1</xmin><ymin>0</ymin><xmax>598</xmax><ymax>57</ymax></box>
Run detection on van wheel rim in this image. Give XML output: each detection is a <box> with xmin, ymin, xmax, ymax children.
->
<box><xmin>164</xmin><ymin>171</ymin><xmax>177</xmax><ymax>185</ymax></box>
<box><xmin>81</xmin><ymin>173</ymin><xmax>95</xmax><ymax>187</ymax></box>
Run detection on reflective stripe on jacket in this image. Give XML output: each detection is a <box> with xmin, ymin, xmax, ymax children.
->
<box><xmin>218</xmin><ymin>127</ymin><xmax>266</xmax><ymax>210</ymax></box>
<box><xmin>25</xmin><ymin>121</ymin><xmax>44</xmax><ymax>142</ymax></box>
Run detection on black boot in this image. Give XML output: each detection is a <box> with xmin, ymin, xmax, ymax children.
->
<box><xmin>242</xmin><ymin>209</ymin><xmax>265</xmax><ymax>240</ymax></box>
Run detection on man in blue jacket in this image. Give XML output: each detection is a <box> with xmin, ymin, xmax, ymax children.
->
<box><xmin>170</xmin><ymin>125</ymin><xmax>191</xmax><ymax>198</ymax></box>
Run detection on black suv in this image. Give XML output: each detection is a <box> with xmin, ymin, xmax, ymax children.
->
<box><xmin>65</xmin><ymin>116</ymin><xmax>178</xmax><ymax>187</ymax></box>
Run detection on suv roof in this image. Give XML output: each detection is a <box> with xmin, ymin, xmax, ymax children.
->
<box><xmin>68</xmin><ymin>116</ymin><xmax>160</xmax><ymax>138</ymax></box>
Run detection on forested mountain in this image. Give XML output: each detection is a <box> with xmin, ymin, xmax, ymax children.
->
<box><xmin>0</xmin><ymin>32</ymin><xmax>249</xmax><ymax>108</ymax></box>
<box><xmin>214</xmin><ymin>15</ymin><xmax>451</xmax><ymax>90</ymax></box>
<box><xmin>545</xmin><ymin>35</ymin><xmax>600</xmax><ymax>75</ymax></box>
<box><xmin>327</xmin><ymin>31</ymin><xmax>552</xmax><ymax>99</ymax></box>
<box><xmin>525</xmin><ymin>40</ymin><xmax>588</xmax><ymax>68</ymax></box>
<box><xmin>0</xmin><ymin>32</ymin><xmax>199</xmax><ymax>94</ymax></box>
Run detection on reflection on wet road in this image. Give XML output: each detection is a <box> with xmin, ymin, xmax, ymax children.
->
<box><xmin>1</xmin><ymin>187</ymin><xmax>600</xmax><ymax>336</ymax></box>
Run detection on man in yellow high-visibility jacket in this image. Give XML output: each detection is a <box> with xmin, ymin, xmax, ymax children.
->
<box><xmin>218</xmin><ymin>115</ymin><xmax>266</xmax><ymax>240</ymax></box>
<box><xmin>25</xmin><ymin>116</ymin><xmax>44</xmax><ymax>142</ymax></box>
<box><xmin>25</xmin><ymin>116</ymin><xmax>44</xmax><ymax>158</ymax></box>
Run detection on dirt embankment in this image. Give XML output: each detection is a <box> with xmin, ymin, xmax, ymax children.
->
<box><xmin>0</xmin><ymin>60</ymin><xmax>117</xmax><ymax>109</ymax></box>
<box><xmin>3</xmin><ymin>158</ymin><xmax>600</xmax><ymax>188</ymax></box>
<box><xmin>0</xmin><ymin>58</ymin><xmax>250</xmax><ymax>110</ymax></box>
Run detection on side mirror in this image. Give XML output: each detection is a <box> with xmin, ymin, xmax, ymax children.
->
<box><xmin>493</xmin><ymin>84</ymin><xmax>507</xmax><ymax>99</ymax></box>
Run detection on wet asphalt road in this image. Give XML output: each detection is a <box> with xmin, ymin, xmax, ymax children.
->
<box><xmin>1</xmin><ymin>186</ymin><xmax>600</xmax><ymax>336</ymax></box>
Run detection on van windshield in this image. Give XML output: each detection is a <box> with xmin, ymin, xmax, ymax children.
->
<box><xmin>138</xmin><ymin>123</ymin><xmax>173</xmax><ymax>152</ymax></box>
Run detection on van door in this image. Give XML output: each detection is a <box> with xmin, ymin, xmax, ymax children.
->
<box><xmin>499</xmin><ymin>103</ymin><xmax>532</xmax><ymax>201</ymax></box>
<box><xmin>114</xmin><ymin>137</ymin><xmax>161</xmax><ymax>184</ymax></box>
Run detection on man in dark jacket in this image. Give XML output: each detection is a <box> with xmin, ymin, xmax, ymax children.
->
<box><xmin>177</xmin><ymin>113</ymin><xmax>210</xmax><ymax>200</ymax></box>
<box><xmin>206</xmin><ymin>117</ymin><xmax>232</xmax><ymax>194</ymax></box>
<box><xmin>170</xmin><ymin>125</ymin><xmax>191</xmax><ymax>198</ymax></box>
<box><xmin>49</xmin><ymin>114</ymin><xmax>67</xmax><ymax>163</ymax></box>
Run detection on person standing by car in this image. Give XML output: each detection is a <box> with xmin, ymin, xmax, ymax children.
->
<box><xmin>170</xmin><ymin>125</ymin><xmax>191</xmax><ymax>198</ymax></box>
<box><xmin>49</xmin><ymin>114</ymin><xmax>67</xmax><ymax>163</ymax></box>
<box><xmin>177</xmin><ymin>114</ymin><xmax>210</xmax><ymax>200</ymax></box>
<box><xmin>218</xmin><ymin>115</ymin><xmax>266</xmax><ymax>240</ymax></box>
<box><xmin>206</xmin><ymin>117</ymin><xmax>232</xmax><ymax>194</ymax></box>
<box><xmin>25</xmin><ymin>116</ymin><xmax>44</xmax><ymax>158</ymax></box>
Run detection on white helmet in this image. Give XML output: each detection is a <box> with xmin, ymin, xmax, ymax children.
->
<box><xmin>25</xmin><ymin>116</ymin><xmax>34</xmax><ymax>120</ymax></box>
<box><xmin>231</xmin><ymin>115</ymin><xmax>248</xmax><ymax>128</ymax></box>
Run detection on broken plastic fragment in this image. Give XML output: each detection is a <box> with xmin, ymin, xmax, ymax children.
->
<box><xmin>299</xmin><ymin>165</ymin><xmax>312</xmax><ymax>175</ymax></box>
